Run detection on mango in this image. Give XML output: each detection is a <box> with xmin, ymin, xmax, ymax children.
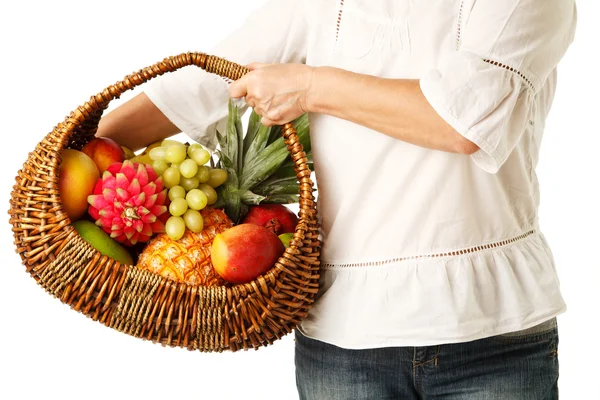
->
<box><xmin>127</xmin><ymin>140</ymin><xmax>163</xmax><ymax>165</ymax></box>
<box><xmin>211</xmin><ymin>224</ymin><xmax>284</xmax><ymax>284</ymax></box>
<box><xmin>121</xmin><ymin>145</ymin><xmax>135</xmax><ymax>159</ymax></box>
<box><xmin>129</xmin><ymin>153</ymin><xmax>152</xmax><ymax>165</ymax></box>
<box><xmin>141</xmin><ymin>140</ymin><xmax>162</xmax><ymax>155</ymax></box>
<box><xmin>58</xmin><ymin>149</ymin><xmax>100</xmax><ymax>221</ymax></box>
<box><xmin>72</xmin><ymin>220</ymin><xmax>134</xmax><ymax>265</ymax></box>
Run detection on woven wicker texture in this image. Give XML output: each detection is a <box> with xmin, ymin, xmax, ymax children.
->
<box><xmin>8</xmin><ymin>52</ymin><xmax>321</xmax><ymax>352</ymax></box>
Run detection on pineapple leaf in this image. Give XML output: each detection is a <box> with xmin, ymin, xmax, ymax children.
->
<box><xmin>243</xmin><ymin>123</ymin><xmax>272</xmax><ymax>168</ymax></box>
<box><xmin>266</xmin><ymin>113</ymin><xmax>309</xmax><ymax>146</ymax></box>
<box><xmin>240</xmin><ymin>139</ymin><xmax>290</xmax><ymax>190</ymax></box>
<box><xmin>295</xmin><ymin>114</ymin><xmax>311</xmax><ymax>154</ymax></box>
<box><xmin>226</xmin><ymin>100</ymin><xmax>241</xmax><ymax>176</ymax></box>
<box><xmin>262</xmin><ymin>194</ymin><xmax>299</xmax><ymax>204</ymax></box>
<box><xmin>212</xmin><ymin>195</ymin><xmax>225</xmax><ymax>209</ymax></box>
<box><xmin>240</xmin><ymin>203</ymin><xmax>249</xmax><ymax>221</ymax></box>
<box><xmin>271</xmin><ymin>153</ymin><xmax>313</xmax><ymax>180</ymax></box>
<box><xmin>253</xmin><ymin>176</ymin><xmax>300</xmax><ymax>196</ymax></box>
<box><xmin>267</xmin><ymin>124</ymin><xmax>282</xmax><ymax>145</ymax></box>
<box><xmin>216</xmin><ymin>128</ymin><xmax>227</xmax><ymax>151</ymax></box>
<box><xmin>239</xmin><ymin>115</ymin><xmax>311</xmax><ymax>190</ymax></box>
<box><xmin>217</xmin><ymin>167</ymin><xmax>242</xmax><ymax>223</ymax></box>
<box><xmin>219</xmin><ymin>187</ymin><xmax>242</xmax><ymax>223</ymax></box>
<box><xmin>268</xmin><ymin>164</ymin><xmax>298</xmax><ymax>180</ymax></box>
<box><xmin>235</xmin><ymin>105</ymin><xmax>244</xmax><ymax>176</ymax></box>
<box><xmin>243</xmin><ymin>109</ymin><xmax>262</xmax><ymax>156</ymax></box>
<box><xmin>240</xmin><ymin>189</ymin><xmax>267</xmax><ymax>205</ymax></box>
<box><xmin>216</xmin><ymin>150</ymin><xmax>235</xmax><ymax>171</ymax></box>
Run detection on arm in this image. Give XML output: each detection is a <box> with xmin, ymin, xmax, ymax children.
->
<box><xmin>309</xmin><ymin>68</ymin><xmax>479</xmax><ymax>155</ymax></box>
<box><xmin>95</xmin><ymin>93</ymin><xmax>180</xmax><ymax>151</ymax></box>
<box><xmin>230</xmin><ymin>64</ymin><xmax>478</xmax><ymax>154</ymax></box>
<box><xmin>98</xmin><ymin>65</ymin><xmax>473</xmax><ymax>154</ymax></box>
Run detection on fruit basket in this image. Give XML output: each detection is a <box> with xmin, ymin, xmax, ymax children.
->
<box><xmin>8</xmin><ymin>52</ymin><xmax>321</xmax><ymax>352</ymax></box>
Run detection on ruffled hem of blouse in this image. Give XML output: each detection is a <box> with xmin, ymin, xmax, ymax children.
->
<box><xmin>299</xmin><ymin>230</ymin><xmax>566</xmax><ymax>348</ymax></box>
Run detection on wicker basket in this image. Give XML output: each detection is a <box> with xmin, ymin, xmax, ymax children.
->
<box><xmin>8</xmin><ymin>52</ymin><xmax>321</xmax><ymax>352</ymax></box>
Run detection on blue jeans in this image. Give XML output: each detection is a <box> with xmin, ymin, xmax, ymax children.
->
<box><xmin>295</xmin><ymin>320</ymin><xmax>559</xmax><ymax>399</ymax></box>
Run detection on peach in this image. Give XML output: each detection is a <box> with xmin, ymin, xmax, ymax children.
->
<box><xmin>58</xmin><ymin>149</ymin><xmax>100</xmax><ymax>221</ymax></box>
<box><xmin>82</xmin><ymin>137</ymin><xmax>126</xmax><ymax>173</ymax></box>
<box><xmin>211</xmin><ymin>224</ymin><xmax>285</xmax><ymax>284</ymax></box>
<box><xmin>242</xmin><ymin>204</ymin><xmax>298</xmax><ymax>235</ymax></box>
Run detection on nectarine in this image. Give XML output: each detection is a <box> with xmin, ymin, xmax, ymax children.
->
<box><xmin>211</xmin><ymin>224</ymin><xmax>284</xmax><ymax>284</ymax></box>
<box><xmin>82</xmin><ymin>137</ymin><xmax>126</xmax><ymax>173</ymax></box>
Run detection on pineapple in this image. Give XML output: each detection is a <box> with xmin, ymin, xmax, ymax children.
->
<box><xmin>136</xmin><ymin>208</ymin><xmax>233</xmax><ymax>286</ymax></box>
<box><xmin>136</xmin><ymin>101</ymin><xmax>311</xmax><ymax>285</ymax></box>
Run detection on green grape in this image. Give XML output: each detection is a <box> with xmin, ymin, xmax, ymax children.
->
<box><xmin>206</xmin><ymin>168</ymin><xmax>228</xmax><ymax>188</ymax></box>
<box><xmin>165</xmin><ymin>216</ymin><xmax>186</xmax><ymax>241</ymax></box>
<box><xmin>199</xmin><ymin>183</ymin><xmax>218</xmax><ymax>205</ymax></box>
<box><xmin>162</xmin><ymin>167</ymin><xmax>181</xmax><ymax>188</ymax></box>
<box><xmin>186</xmin><ymin>189</ymin><xmax>208</xmax><ymax>211</ymax></box>
<box><xmin>169</xmin><ymin>198</ymin><xmax>188</xmax><ymax>217</ymax></box>
<box><xmin>165</xmin><ymin>144</ymin><xmax>187</xmax><ymax>164</ymax></box>
<box><xmin>187</xmin><ymin>143</ymin><xmax>203</xmax><ymax>157</ymax></box>
<box><xmin>180</xmin><ymin>159</ymin><xmax>199</xmax><ymax>178</ymax></box>
<box><xmin>168</xmin><ymin>185</ymin><xmax>186</xmax><ymax>201</ymax></box>
<box><xmin>183</xmin><ymin>209</ymin><xmax>204</xmax><ymax>233</ymax></box>
<box><xmin>190</xmin><ymin>148</ymin><xmax>211</xmax><ymax>165</ymax></box>
<box><xmin>161</xmin><ymin>139</ymin><xmax>181</xmax><ymax>148</ymax></box>
<box><xmin>180</xmin><ymin>176</ymin><xmax>200</xmax><ymax>191</ymax></box>
<box><xmin>149</xmin><ymin>147</ymin><xmax>167</xmax><ymax>161</ymax></box>
<box><xmin>152</xmin><ymin>160</ymin><xmax>168</xmax><ymax>175</ymax></box>
<box><xmin>195</xmin><ymin>166</ymin><xmax>210</xmax><ymax>183</ymax></box>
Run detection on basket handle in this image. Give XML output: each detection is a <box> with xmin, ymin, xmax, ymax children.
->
<box><xmin>64</xmin><ymin>52</ymin><xmax>281</xmax><ymax>147</ymax></box>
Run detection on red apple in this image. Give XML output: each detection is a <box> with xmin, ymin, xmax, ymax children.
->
<box><xmin>211</xmin><ymin>224</ymin><xmax>285</xmax><ymax>284</ymax></box>
<box><xmin>242</xmin><ymin>204</ymin><xmax>298</xmax><ymax>235</ymax></box>
<box><xmin>82</xmin><ymin>137</ymin><xmax>126</xmax><ymax>173</ymax></box>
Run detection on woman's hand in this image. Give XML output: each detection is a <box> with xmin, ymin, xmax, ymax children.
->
<box><xmin>229</xmin><ymin>63</ymin><xmax>315</xmax><ymax>126</ymax></box>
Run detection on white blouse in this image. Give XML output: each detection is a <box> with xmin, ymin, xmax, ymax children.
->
<box><xmin>144</xmin><ymin>0</ymin><xmax>578</xmax><ymax>348</ymax></box>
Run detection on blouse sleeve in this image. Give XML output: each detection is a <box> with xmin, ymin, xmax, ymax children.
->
<box><xmin>420</xmin><ymin>0</ymin><xmax>577</xmax><ymax>173</ymax></box>
<box><xmin>143</xmin><ymin>0</ymin><xmax>308</xmax><ymax>150</ymax></box>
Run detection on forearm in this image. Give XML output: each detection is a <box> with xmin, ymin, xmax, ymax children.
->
<box><xmin>95</xmin><ymin>93</ymin><xmax>180</xmax><ymax>151</ymax></box>
<box><xmin>307</xmin><ymin>67</ymin><xmax>478</xmax><ymax>154</ymax></box>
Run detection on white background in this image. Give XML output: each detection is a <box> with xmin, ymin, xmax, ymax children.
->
<box><xmin>0</xmin><ymin>1</ymin><xmax>598</xmax><ymax>399</ymax></box>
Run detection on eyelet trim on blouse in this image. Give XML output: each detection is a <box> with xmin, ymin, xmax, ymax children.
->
<box><xmin>335</xmin><ymin>0</ymin><xmax>345</xmax><ymax>43</ymax></box>
<box><xmin>482</xmin><ymin>59</ymin><xmax>537</xmax><ymax>93</ymax></box>
<box><xmin>456</xmin><ymin>0</ymin><xmax>465</xmax><ymax>50</ymax></box>
<box><xmin>321</xmin><ymin>230</ymin><xmax>536</xmax><ymax>268</ymax></box>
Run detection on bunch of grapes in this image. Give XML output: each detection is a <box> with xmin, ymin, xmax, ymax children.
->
<box><xmin>149</xmin><ymin>140</ymin><xmax>228</xmax><ymax>240</ymax></box>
